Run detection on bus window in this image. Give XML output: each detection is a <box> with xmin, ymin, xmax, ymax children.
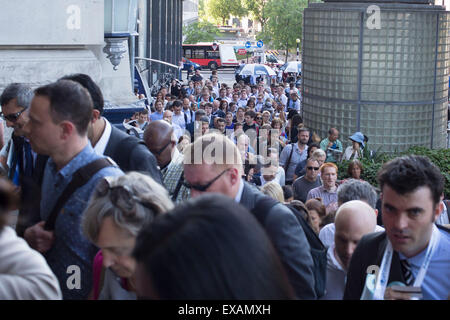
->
<box><xmin>193</xmin><ymin>49</ymin><xmax>205</xmax><ymax>59</ymax></box>
<box><xmin>206</xmin><ymin>50</ymin><xmax>220</xmax><ymax>60</ymax></box>
<box><xmin>184</xmin><ymin>49</ymin><xmax>192</xmax><ymax>59</ymax></box>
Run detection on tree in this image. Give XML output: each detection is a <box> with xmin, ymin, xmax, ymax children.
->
<box><xmin>243</xmin><ymin>0</ymin><xmax>269</xmax><ymax>32</ymax></box>
<box><xmin>258</xmin><ymin>0</ymin><xmax>307</xmax><ymax>61</ymax></box>
<box><xmin>183</xmin><ymin>21</ymin><xmax>220</xmax><ymax>44</ymax></box>
<box><xmin>206</xmin><ymin>0</ymin><xmax>248</xmax><ymax>25</ymax></box>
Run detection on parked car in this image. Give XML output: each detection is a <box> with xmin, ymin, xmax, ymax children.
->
<box><xmin>182</xmin><ymin>57</ymin><xmax>201</xmax><ymax>71</ymax></box>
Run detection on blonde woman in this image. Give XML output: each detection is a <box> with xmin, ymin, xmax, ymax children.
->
<box><xmin>261</xmin><ymin>181</ymin><xmax>285</xmax><ymax>203</ymax></box>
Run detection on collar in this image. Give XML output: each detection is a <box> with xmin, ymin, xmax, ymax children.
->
<box><xmin>93</xmin><ymin>118</ymin><xmax>112</xmax><ymax>156</ymax></box>
<box><xmin>328</xmin><ymin>244</ymin><xmax>346</xmax><ymax>272</ymax></box>
<box><xmin>234</xmin><ymin>179</ymin><xmax>244</xmax><ymax>203</ymax></box>
<box><xmin>48</xmin><ymin>143</ymin><xmax>93</xmax><ymax>180</ymax></box>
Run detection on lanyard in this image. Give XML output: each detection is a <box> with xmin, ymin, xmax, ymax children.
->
<box><xmin>372</xmin><ymin>224</ymin><xmax>440</xmax><ymax>300</ymax></box>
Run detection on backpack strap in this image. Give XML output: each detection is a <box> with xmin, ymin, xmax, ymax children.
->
<box><xmin>171</xmin><ymin>172</ymin><xmax>184</xmax><ymax>202</ymax></box>
<box><xmin>283</xmin><ymin>143</ymin><xmax>295</xmax><ymax>174</ymax></box>
<box><xmin>44</xmin><ymin>157</ymin><xmax>116</xmax><ymax>231</ymax></box>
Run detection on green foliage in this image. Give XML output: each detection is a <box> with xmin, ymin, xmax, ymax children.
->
<box><xmin>243</xmin><ymin>0</ymin><xmax>269</xmax><ymax>27</ymax></box>
<box><xmin>206</xmin><ymin>0</ymin><xmax>247</xmax><ymax>25</ymax></box>
<box><xmin>337</xmin><ymin>147</ymin><xmax>450</xmax><ymax>197</ymax></box>
<box><xmin>257</xmin><ymin>0</ymin><xmax>307</xmax><ymax>57</ymax></box>
<box><xmin>183</xmin><ymin>21</ymin><xmax>220</xmax><ymax>44</ymax></box>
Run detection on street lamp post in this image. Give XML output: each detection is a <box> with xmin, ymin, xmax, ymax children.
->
<box><xmin>296</xmin><ymin>38</ymin><xmax>300</xmax><ymax>61</ymax></box>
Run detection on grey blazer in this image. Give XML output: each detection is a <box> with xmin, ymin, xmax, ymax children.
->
<box><xmin>104</xmin><ymin>125</ymin><xmax>162</xmax><ymax>185</ymax></box>
<box><xmin>240</xmin><ymin>182</ymin><xmax>317</xmax><ymax>299</ymax></box>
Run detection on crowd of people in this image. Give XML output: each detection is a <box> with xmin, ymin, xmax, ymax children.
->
<box><xmin>0</xmin><ymin>69</ymin><xmax>448</xmax><ymax>300</ymax></box>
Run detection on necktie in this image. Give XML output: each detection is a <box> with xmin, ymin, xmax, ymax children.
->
<box><xmin>400</xmin><ymin>259</ymin><xmax>414</xmax><ymax>286</ymax></box>
<box><xmin>24</xmin><ymin>141</ymin><xmax>33</xmax><ymax>177</ymax></box>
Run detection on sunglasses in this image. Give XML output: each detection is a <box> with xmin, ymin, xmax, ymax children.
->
<box><xmin>256</xmin><ymin>117</ymin><xmax>262</xmax><ymax>120</ymax></box>
<box><xmin>307</xmin><ymin>166</ymin><xmax>320</xmax><ymax>171</ymax></box>
<box><xmin>183</xmin><ymin>168</ymin><xmax>230</xmax><ymax>192</ymax></box>
<box><xmin>95</xmin><ymin>177</ymin><xmax>157</xmax><ymax>215</ymax></box>
<box><xmin>151</xmin><ymin>140</ymin><xmax>172</xmax><ymax>156</ymax></box>
<box><xmin>1</xmin><ymin>108</ymin><xmax>27</xmax><ymax>122</ymax></box>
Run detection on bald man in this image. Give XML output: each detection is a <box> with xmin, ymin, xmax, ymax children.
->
<box><xmin>143</xmin><ymin>120</ymin><xmax>189</xmax><ymax>202</ymax></box>
<box><xmin>321</xmin><ymin>200</ymin><xmax>377</xmax><ymax>300</ymax></box>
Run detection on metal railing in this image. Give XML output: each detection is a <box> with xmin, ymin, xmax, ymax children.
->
<box><xmin>135</xmin><ymin>57</ymin><xmax>181</xmax><ymax>97</ymax></box>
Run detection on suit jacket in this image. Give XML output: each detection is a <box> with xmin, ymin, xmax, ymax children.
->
<box><xmin>343</xmin><ymin>231</ymin><xmax>403</xmax><ymax>300</ymax></box>
<box><xmin>104</xmin><ymin>126</ymin><xmax>162</xmax><ymax>185</ymax></box>
<box><xmin>344</xmin><ymin>225</ymin><xmax>450</xmax><ymax>300</ymax></box>
<box><xmin>240</xmin><ymin>182</ymin><xmax>317</xmax><ymax>299</ymax></box>
<box><xmin>10</xmin><ymin>135</ymin><xmax>49</xmax><ymax>237</ymax></box>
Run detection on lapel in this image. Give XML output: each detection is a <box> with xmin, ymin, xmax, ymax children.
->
<box><xmin>104</xmin><ymin>126</ymin><xmax>120</xmax><ymax>158</ymax></box>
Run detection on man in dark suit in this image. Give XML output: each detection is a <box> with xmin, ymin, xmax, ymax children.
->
<box><xmin>0</xmin><ymin>83</ymin><xmax>48</xmax><ymax>237</ymax></box>
<box><xmin>344</xmin><ymin>155</ymin><xmax>450</xmax><ymax>300</ymax></box>
<box><xmin>183</xmin><ymin>133</ymin><xmax>317</xmax><ymax>299</ymax></box>
<box><xmin>185</xmin><ymin>109</ymin><xmax>206</xmax><ymax>142</ymax></box>
<box><xmin>60</xmin><ymin>74</ymin><xmax>162</xmax><ymax>184</ymax></box>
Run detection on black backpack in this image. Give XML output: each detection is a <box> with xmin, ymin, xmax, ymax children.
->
<box><xmin>252</xmin><ymin>196</ymin><xmax>327</xmax><ymax>298</ymax></box>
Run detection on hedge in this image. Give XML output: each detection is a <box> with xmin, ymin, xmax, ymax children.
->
<box><xmin>337</xmin><ymin>146</ymin><xmax>450</xmax><ymax>198</ymax></box>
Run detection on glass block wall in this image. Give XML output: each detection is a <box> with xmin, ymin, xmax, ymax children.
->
<box><xmin>302</xmin><ymin>3</ymin><xmax>450</xmax><ymax>153</ymax></box>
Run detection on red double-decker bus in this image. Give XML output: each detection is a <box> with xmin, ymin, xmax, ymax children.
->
<box><xmin>182</xmin><ymin>43</ymin><xmax>238</xmax><ymax>70</ymax></box>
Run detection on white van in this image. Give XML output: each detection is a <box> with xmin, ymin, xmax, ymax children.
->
<box><xmin>219</xmin><ymin>44</ymin><xmax>239</xmax><ymax>68</ymax></box>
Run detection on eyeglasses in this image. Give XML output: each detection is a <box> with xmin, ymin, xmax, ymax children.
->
<box><xmin>95</xmin><ymin>177</ymin><xmax>157</xmax><ymax>215</ymax></box>
<box><xmin>307</xmin><ymin>166</ymin><xmax>320</xmax><ymax>171</ymax></box>
<box><xmin>151</xmin><ymin>140</ymin><xmax>172</xmax><ymax>156</ymax></box>
<box><xmin>183</xmin><ymin>168</ymin><xmax>230</xmax><ymax>192</ymax></box>
<box><xmin>256</xmin><ymin>117</ymin><xmax>262</xmax><ymax>120</ymax></box>
<box><xmin>1</xmin><ymin>108</ymin><xmax>27</xmax><ymax>122</ymax></box>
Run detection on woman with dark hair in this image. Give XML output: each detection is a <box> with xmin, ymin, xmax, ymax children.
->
<box><xmin>133</xmin><ymin>194</ymin><xmax>295</xmax><ymax>300</ymax></box>
<box><xmin>347</xmin><ymin>159</ymin><xmax>364</xmax><ymax>180</ymax></box>
<box><xmin>219</xmin><ymin>99</ymin><xmax>228</xmax><ymax>113</ymax></box>
<box><xmin>246</xmin><ymin>99</ymin><xmax>256</xmax><ymax>111</ymax></box>
<box><xmin>305</xmin><ymin>198</ymin><xmax>327</xmax><ymax>235</ymax></box>
<box><xmin>0</xmin><ymin>178</ymin><xmax>62</xmax><ymax>299</ymax></box>
<box><xmin>287</xmin><ymin>114</ymin><xmax>303</xmax><ymax>144</ymax></box>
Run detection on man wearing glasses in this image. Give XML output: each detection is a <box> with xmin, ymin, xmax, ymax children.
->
<box><xmin>183</xmin><ymin>133</ymin><xmax>317</xmax><ymax>299</ymax></box>
<box><xmin>292</xmin><ymin>158</ymin><xmax>322</xmax><ymax>204</ymax></box>
<box><xmin>144</xmin><ymin>120</ymin><xmax>189</xmax><ymax>203</ymax></box>
<box><xmin>0</xmin><ymin>83</ymin><xmax>49</xmax><ymax>237</ymax></box>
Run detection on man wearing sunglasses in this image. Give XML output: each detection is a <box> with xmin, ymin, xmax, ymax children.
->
<box><xmin>183</xmin><ymin>133</ymin><xmax>316</xmax><ymax>299</ymax></box>
<box><xmin>0</xmin><ymin>83</ymin><xmax>49</xmax><ymax>237</ymax></box>
<box><xmin>144</xmin><ymin>120</ymin><xmax>189</xmax><ymax>203</ymax></box>
<box><xmin>293</xmin><ymin>158</ymin><xmax>322</xmax><ymax>204</ymax></box>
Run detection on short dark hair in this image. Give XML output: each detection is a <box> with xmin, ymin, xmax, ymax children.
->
<box><xmin>282</xmin><ymin>185</ymin><xmax>294</xmax><ymax>200</ymax></box>
<box><xmin>216</xmin><ymin>117</ymin><xmax>225</xmax><ymax>124</ymax></box>
<box><xmin>195</xmin><ymin>109</ymin><xmax>206</xmax><ymax>120</ymax></box>
<box><xmin>34</xmin><ymin>80</ymin><xmax>93</xmax><ymax>135</ymax></box>
<box><xmin>0</xmin><ymin>83</ymin><xmax>33</xmax><ymax>109</ymax></box>
<box><xmin>132</xmin><ymin>194</ymin><xmax>294</xmax><ymax>299</ymax></box>
<box><xmin>244</xmin><ymin>110</ymin><xmax>256</xmax><ymax>119</ymax></box>
<box><xmin>377</xmin><ymin>155</ymin><xmax>444</xmax><ymax>206</ymax></box>
<box><xmin>59</xmin><ymin>73</ymin><xmax>104</xmax><ymax>114</ymax></box>
<box><xmin>172</xmin><ymin>100</ymin><xmax>182</xmax><ymax>108</ymax></box>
